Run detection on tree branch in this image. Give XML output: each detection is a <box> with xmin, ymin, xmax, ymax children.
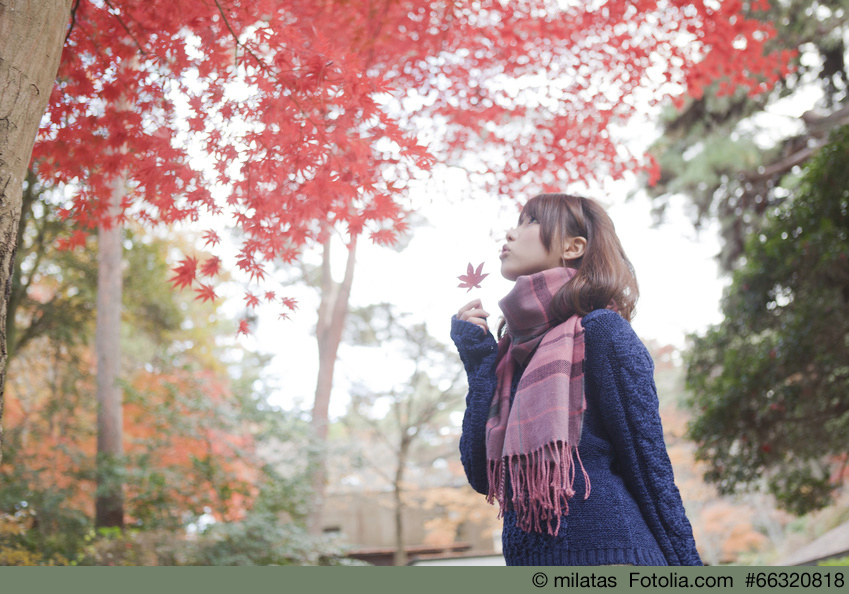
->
<box><xmin>745</xmin><ymin>145</ymin><xmax>817</xmax><ymax>183</ymax></box>
<box><xmin>64</xmin><ymin>0</ymin><xmax>82</xmax><ymax>45</ymax></box>
<box><xmin>103</xmin><ymin>0</ymin><xmax>147</xmax><ymax>56</ymax></box>
<box><xmin>211</xmin><ymin>0</ymin><xmax>264</xmax><ymax>69</ymax></box>
<box><xmin>745</xmin><ymin>102</ymin><xmax>849</xmax><ymax>183</ymax></box>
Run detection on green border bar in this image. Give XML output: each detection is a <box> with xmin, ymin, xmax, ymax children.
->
<box><xmin>0</xmin><ymin>566</ymin><xmax>845</xmax><ymax>594</ymax></box>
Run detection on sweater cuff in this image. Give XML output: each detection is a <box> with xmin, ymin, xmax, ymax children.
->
<box><xmin>450</xmin><ymin>316</ymin><xmax>497</xmax><ymax>357</ymax></box>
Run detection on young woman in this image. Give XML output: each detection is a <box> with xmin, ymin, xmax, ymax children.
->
<box><xmin>451</xmin><ymin>193</ymin><xmax>702</xmax><ymax>566</ymax></box>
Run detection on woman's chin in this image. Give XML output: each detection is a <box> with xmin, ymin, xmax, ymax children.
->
<box><xmin>500</xmin><ymin>265</ymin><xmax>519</xmax><ymax>282</ymax></box>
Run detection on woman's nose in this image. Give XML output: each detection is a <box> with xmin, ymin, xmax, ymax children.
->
<box><xmin>505</xmin><ymin>227</ymin><xmax>517</xmax><ymax>241</ymax></box>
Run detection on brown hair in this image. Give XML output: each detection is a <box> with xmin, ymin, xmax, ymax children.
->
<box><xmin>498</xmin><ymin>193</ymin><xmax>638</xmax><ymax>337</ymax></box>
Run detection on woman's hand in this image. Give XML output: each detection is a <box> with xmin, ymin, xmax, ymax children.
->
<box><xmin>457</xmin><ymin>299</ymin><xmax>490</xmax><ymax>333</ymax></box>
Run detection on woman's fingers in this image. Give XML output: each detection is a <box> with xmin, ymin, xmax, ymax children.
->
<box><xmin>458</xmin><ymin>299</ymin><xmax>488</xmax><ymax>319</ymax></box>
<box><xmin>458</xmin><ymin>299</ymin><xmax>483</xmax><ymax>317</ymax></box>
<box><xmin>457</xmin><ymin>299</ymin><xmax>490</xmax><ymax>332</ymax></box>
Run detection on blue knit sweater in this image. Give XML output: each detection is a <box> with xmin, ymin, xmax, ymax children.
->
<box><xmin>451</xmin><ymin>308</ymin><xmax>702</xmax><ymax>566</ymax></box>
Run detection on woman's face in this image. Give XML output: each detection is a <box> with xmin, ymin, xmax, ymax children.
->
<box><xmin>499</xmin><ymin>214</ymin><xmax>563</xmax><ymax>281</ymax></box>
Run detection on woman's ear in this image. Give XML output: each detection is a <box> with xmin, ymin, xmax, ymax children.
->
<box><xmin>561</xmin><ymin>236</ymin><xmax>587</xmax><ymax>261</ymax></box>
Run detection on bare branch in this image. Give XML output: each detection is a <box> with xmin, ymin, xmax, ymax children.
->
<box><xmin>746</xmin><ymin>102</ymin><xmax>849</xmax><ymax>183</ymax></box>
<box><xmin>211</xmin><ymin>0</ymin><xmax>265</xmax><ymax>69</ymax></box>
<box><xmin>64</xmin><ymin>0</ymin><xmax>82</xmax><ymax>45</ymax></box>
<box><xmin>103</xmin><ymin>0</ymin><xmax>147</xmax><ymax>56</ymax></box>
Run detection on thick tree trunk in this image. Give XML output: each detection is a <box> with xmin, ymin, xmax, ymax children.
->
<box><xmin>308</xmin><ymin>235</ymin><xmax>356</xmax><ymax>535</ymax></box>
<box><xmin>94</xmin><ymin>172</ymin><xmax>126</xmax><ymax>530</ymax></box>
<box><xmin>0</xmin><ymin>1</ymin><xmax>72</xmax><ymax>464</ymax></box>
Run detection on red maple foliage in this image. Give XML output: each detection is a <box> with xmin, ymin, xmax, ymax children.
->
<box><xmin>33</xmin><ymin>0</ymin><xmax>791</xmax><ymax>324</ymax></box>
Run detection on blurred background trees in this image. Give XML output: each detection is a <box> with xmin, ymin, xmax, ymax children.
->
<box><xmin>686</xmin><ymin>125</ymin><xmax>849</xmax><ymax>517</ymax></box>
<box><xmin>342</xmin><ymin>304</ymin><xmax>465</xmax><ymax>565</ymax></box>
<box><xmin>647</xmin><ymin>0</ymin><xmax>849</xmax><ymax>271</ymax></box>
<box><xmin>0</xmin><ymin>174</ymin><xmax>339</xmax><ymax>564</ymax></box>
<box><xmin>646</xmin><ymin>0</ymin><xmax>849</xmax><ymax>553</ymax></box>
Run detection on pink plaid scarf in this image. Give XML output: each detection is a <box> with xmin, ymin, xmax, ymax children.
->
<box><xmin>486</xmin><ymin>267</ymin><xmax>590</xmax><ymax>536</ymax></box>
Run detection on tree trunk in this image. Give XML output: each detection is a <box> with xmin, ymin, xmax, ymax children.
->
<box><xmin>6</xmin><ymin>170</ymin><xmax>38</xmax><ymax>362</ymax></box>
<box><xmin>308</xmin><ymin>235</ymin><xmax>356</xmax><ymax>535</ymax></box>
<box><xmin>0</xmin><ymin>0</ymin><xmax>72</xmax><ymax>464</ymax></box>
<box><xmin>94</xmin><ymin>173</ymin><xmax>125</xmax><ymax>529</ymax></box>
<box><xmin>393</xmin><ymin>436</ymin><xmax>411</xmax><ymax>566</ymax></box>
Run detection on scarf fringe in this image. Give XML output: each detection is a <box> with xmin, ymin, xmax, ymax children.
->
<box><xmin>486</xmin><ymin>440</ymin><xmax>590</xmax><ymax>537</ymax></box>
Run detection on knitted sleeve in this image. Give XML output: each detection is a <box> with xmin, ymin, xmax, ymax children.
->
<box><xmin>582</xmin><ymin>309</ymin><xmax>703</xmax><ymax>566</ymax></box>
<box><xmin>450</xmin><ymin>316</ymin><xmax>499</xmax><ymax>496</ymax></box>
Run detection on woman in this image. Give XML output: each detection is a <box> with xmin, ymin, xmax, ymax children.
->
<box><xmin>451</xmin><ymin>193</ymin><xmax>701</xmax><ymax>566</ymax></box>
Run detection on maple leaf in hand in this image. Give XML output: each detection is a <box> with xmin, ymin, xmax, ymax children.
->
<box><xmin>457</xmin><ymin>262</ymin><xmax>489</xmax><ymax>292</ymax></box>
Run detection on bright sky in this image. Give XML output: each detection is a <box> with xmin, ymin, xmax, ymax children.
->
<box><xmin>232</xmin><ymin>167</ymin><xmax>727</xmax><ymax>419</ymax></box>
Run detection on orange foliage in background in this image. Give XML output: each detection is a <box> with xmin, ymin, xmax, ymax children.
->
<box><xmin>3</xmin><ymin>336</ymin><xmax>259</xmax><ymax>527</ymax></box>
<box><xmin>123</xmin><ymin>367</ymin><xmax>259</xmax><ymax>524</ymax></box>
<box><xmin>3</xmin><ymin>344</ymin><xmax>98</xmax><ymax>517</ymax></box>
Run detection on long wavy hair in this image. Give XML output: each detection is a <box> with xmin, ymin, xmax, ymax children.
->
<box><xmin>498</xmin><ymin>193</ymin><xmax>638</xmax><ymax>338</ymax></box>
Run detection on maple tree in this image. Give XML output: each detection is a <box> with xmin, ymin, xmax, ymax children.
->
<box><xmin>307</xmin><ymin>233</ymin><xmax>356</xmax><ymax>533</ymax></box>
<box><xmin>29</xmin><ymin>0</ymin><xmax>791</xmax><ymax>314</ymax></box>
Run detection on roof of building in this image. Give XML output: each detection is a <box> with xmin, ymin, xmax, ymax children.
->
<box><xmin>774</xmin><ymin>521</ymin><xmax>849</xmax><ymax>566</ymax></box>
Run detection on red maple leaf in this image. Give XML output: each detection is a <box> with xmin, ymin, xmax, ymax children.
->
<box><xmin>193</xmin><ymin>283</ymin><xmax>217</xmax><ymax>303</ymax></box>
<box><xmin>170</xmin><ymin>256</ymin><xmax>198</xmax><ymax>290</ymax></box>
<box><xmin>369</xmin><ymin>229</ymin><xmax>397</xmax><ymax>246</ymax></box>
<box><xmin>56</xmin><ymin>229</ymin><xmax>89</xmax><ymax>252</ymax></box>
<box><xmin>199</xmin><ymin>256</ymin><xmax>221</xmax><ymax>278</ymax></box>
<box><xmin>202</xmin><ymin>230</ymin><xmax>221</xmax><ymax>248</ymax></box>
<box><xmin>457</xmin><ymin>262</ymin><xmax>489</xmax><ymax>292</ymax></box>
<box><xmin>244</xmin><ymin>292</ymin><xmax>260</xmax><ymax>309</ymax></box>
<box><xmin>237</xmin><ymin>319</ymin><xmax>251</xmax><ymax>336</ymax></box>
